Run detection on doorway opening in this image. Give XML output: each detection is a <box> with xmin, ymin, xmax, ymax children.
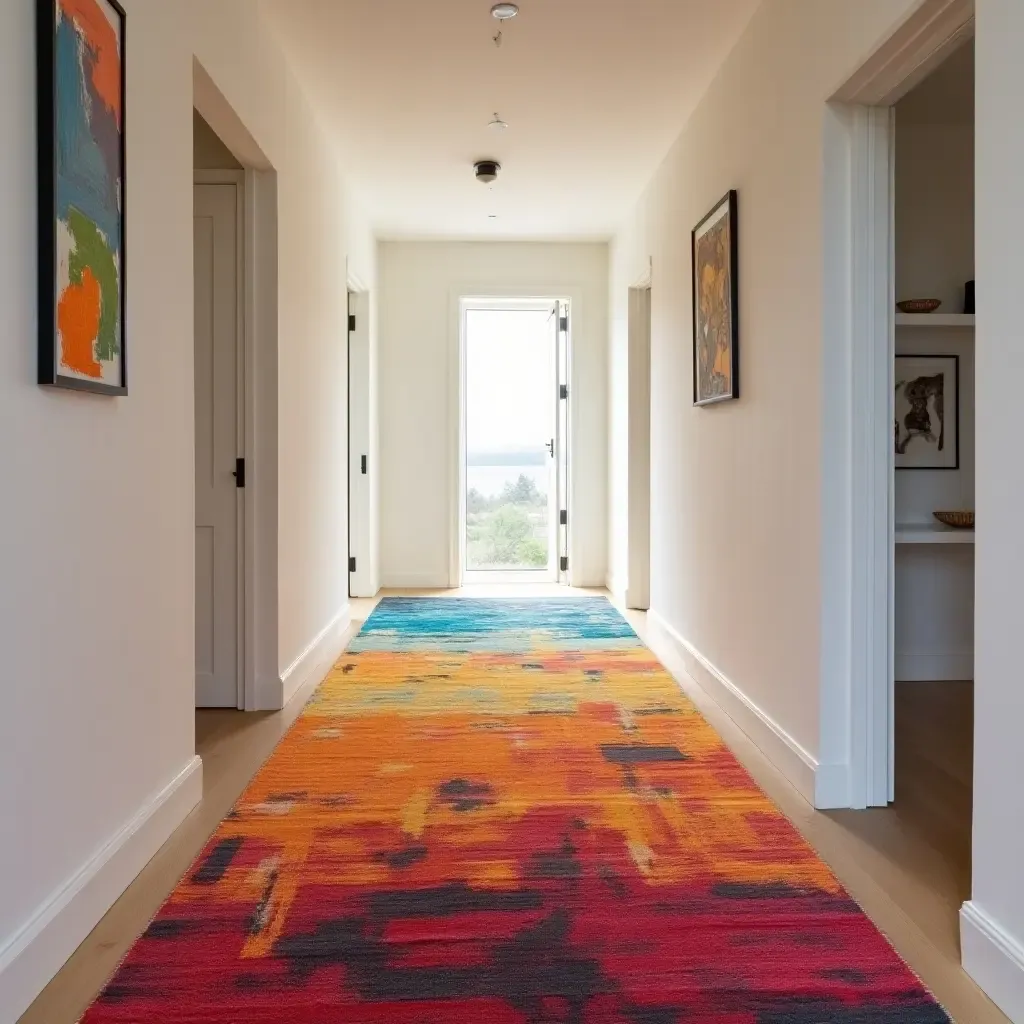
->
<box><xmin>822</xmin><ymin>2</ymin><xmax>976</xmax><ymax>978</ymax></box>
<box><xmin>194</xmin><ymin>110</ymin><xmax>246</xmax><ymax>710</ymax></box>
<box><xmin>459</xmin><ymin>298</ymin><xmax>570</xmax><ymax>585</ymax></box>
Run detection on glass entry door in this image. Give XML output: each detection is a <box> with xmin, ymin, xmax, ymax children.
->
<box><xmin>463</xmin><ymin>303</ymin><xmax>559</xmax><ymax>580</ymax></box>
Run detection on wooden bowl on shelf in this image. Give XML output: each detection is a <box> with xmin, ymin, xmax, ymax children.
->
<box><xmin>897</xmin><ymin>299</ymin><xmax>942</xmax><ymax>314</ymax></box>
<box><xmin>933</xmin><ymin>510</ymin><xmax>975</xmax><ymax>529</ymax></box>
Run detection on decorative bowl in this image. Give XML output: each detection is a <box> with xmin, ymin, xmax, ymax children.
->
<box><xmin>933</xmin><ymin>510</ymin><xmax>975</xmax><ymax>529</ymax></box>
<box><xmin>897</xmin><ymin>299</ymin><xmax>942</xmax><ymax>314</ymax></box>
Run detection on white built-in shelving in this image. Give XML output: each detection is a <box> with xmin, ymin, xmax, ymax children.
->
<box><xmin>895</xmin><ymin>523</ymin><xmax>975</xmax><ymax>545</ymax></box>
<box><xmin>895</xmin><ymin>313</ymin><xmax>975</xmax><ymax>327</ymax></box>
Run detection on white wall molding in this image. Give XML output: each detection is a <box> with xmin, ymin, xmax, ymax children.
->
<box><xmin>961</xmin><ymin>901</ymin><xmax>1024</xmax><ymax>1023</ymax></box>
<box><xmin>833</xmin><ymin>0</ymin><xmax>974</xmax><ymax>106</ymax></box>
<box><xmin>896</xmin><ymin>651</ymin><xmax>974</xmax><ymax>682</ymax></box>
<box><xmin>380</xmin><ymin>573</ymin><xmax>451</xmax><ymax>590</ymax></box>
<box><xmin>273</xmin><ymin>604</ymin><xmax>351</xmax><ymax>710</ymax></box>
<box><xmin>646</xmin><ymin>610</ymin><xmax>818</xmax><ymax>806</ymax></box>
<box><xmin>0</xmin><ymin>756</ymin><xmax>203</xmax><ymax>1022</ymax></box>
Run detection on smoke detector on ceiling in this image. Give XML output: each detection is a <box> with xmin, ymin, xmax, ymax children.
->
<box><xmin>474</xmin><ymin>160</ymin><xmax>501</xmax><ymax>184</ymax></box>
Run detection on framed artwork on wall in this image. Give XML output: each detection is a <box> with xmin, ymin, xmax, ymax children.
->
<box><xmin>692</xmin><ymin>189</ymin><xmax>738</xmax><ymax>406</ymax></box>
<box><xmin>37</xmin><ymin>0</ymin><xmax>128</xmax><ymax>395</ymax></box>
<box><xmin>895</xmin><ymin>354</ymin><xmax>959</xmax><ymax>469</ymax></box>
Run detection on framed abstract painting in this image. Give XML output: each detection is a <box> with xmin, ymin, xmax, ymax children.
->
<box><xmin>37</xmin><ymin>0</ymin><xmax>127</xmax><ymax>395</ymax></box>
<box><xmin>895</xmin><ymin>354</ymin><xmax>959</xmax><ymax>469</ymax></box>
<box><xmin>692</xmin><ymin>190</ymin><xmax>739</xmax><ymax>406</ymax></box>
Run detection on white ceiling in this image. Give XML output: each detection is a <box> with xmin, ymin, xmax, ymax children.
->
<box><xmin>261</xmin><ymin>0</ymin><xmax>760</xmax><ymax>240</ymax></box>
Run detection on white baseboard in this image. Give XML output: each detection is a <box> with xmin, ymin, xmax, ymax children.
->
<box><xmin>895</xmin><ymin>651</ymin><xmax>974</xmax><ymax>682</ymax></box>
<box><xmin>0</xmin><ymin>756</ymin><xmax>203</xmax><ymax>1022</ymax></box>
<box><xmin>273</xmin><ymin>603</ymin><xmax>352</xmax><ymax>710</ymax></box>
<box><xmin>813</xmin><ymin>761</ymin><xmax>852</xmax><ymax>809</ymax></box>
<box><xmin>379</xmin><ymin>572</ymin><xmax>450</xmax><ymax>589</ymax></box>
<box><xmin>606</xmin><ymin>573</ymin><xmax>626</xmax><ymax>601</ymax></box>
<box><xmin>961</xmin><ymin>900</ymin><xmax>1024</xmax><ymax>1023</ymax></box>
<box><xmin>646</xmin><ymin>609</ymin><xmax>818</xmax><ymax>805</ymax></box>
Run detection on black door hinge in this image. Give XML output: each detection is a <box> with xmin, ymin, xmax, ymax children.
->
<box><xmin>559</xmin><ymin>384</ymin><xmax>569</xmax><ymax>400</ymax></box>
<box><xmin>349</xmin><ymin>556</ymin><xmax>357</xmax><ymax>573</ymax></box>
<box><xmin>559</xmin><ymin>315</ymin><xmax>568</xmax><ymax>333</ymax></box>
<box><xmin>360</xmin><ymin>454</ymin><xmax>368</xmax><ymax>475</ymax></box>
<box><xmin>559</xmin><ymin>509</ymin><xmax>567</xmax><ymax>526</ymax></box>
<box><xmin>560</xmin><ymin>556</ymin><xmax>569</xmax><ymax>573</ymax></box>
<box><xmin>348</xmin><ymin>314</ymin><xmax>356</xmax><ymax>332</ymax></box>
<box><xmin>233</xmin><ymin>457</ymin><xmax>245</xmax><ymax>488</ymax></box>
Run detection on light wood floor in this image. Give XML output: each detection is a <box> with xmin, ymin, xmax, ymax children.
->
<box><xmin>21</xmin><ymin>590</ymin><xmax>1004</xmax><ymax>1023</ymax></box>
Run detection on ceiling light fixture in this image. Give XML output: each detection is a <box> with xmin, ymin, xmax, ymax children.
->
<box><xmin>488</xmin><ymin>113</ymin><xmax>508</xmax><ymax>131</ymax></box>
<box><xmin>491</xmin><ymin>3</ymin><xmax>518</xmax><ymax>47</ymax></box>
<box><xmin>474</xmin><ymin>160</ymin><xmax>501</xmax><ymax>185</ymax></box>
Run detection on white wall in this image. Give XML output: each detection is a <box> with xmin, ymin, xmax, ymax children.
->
<box><xmin>609</xmin><ymin>0</ymin><xmax>920</xmax><ymax>782</ymax></box>
<box><xmin>379</xmin><ymin>241</ymin><xmax>609</xmax><ymax>588</ymax></box>
<box><xmin>963</xmin><ymin>2</ymin><xmax>1024</xmax><ymax>1019</ymax></box>
<box><xmin>0</xmin><ymin>0</ymin><xmax>373</xmax><ymax>1016</ymax></box>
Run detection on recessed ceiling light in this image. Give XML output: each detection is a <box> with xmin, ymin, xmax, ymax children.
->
<box><xmin>491</xmin><ymin>3</ymin><xmax>519</xmax><ymax>20</ymax></box>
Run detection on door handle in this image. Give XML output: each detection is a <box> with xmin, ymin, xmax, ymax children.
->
<box><xmin>545</xmin><ymin>439</ymin><xmax>555</xmax><ymax>459</ymax></box>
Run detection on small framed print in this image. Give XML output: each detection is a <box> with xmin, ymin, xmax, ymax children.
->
<box><xmin>895</xmin><ymin>355</ymin><xmax>959</xmax><ymax>469</ymax></box>
<box><xmin>692</xmin><ymin>190</ymin><xmax>739</xmax><ymax>406</ymax></box>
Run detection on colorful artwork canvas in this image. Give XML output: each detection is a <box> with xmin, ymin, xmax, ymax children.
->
<box><xmin>38</xmin><ymin>0</ymin><xmax>127</xmax><ymax>394</ymax></box>
<box><xmin>692</xmin><ymin>190</ymin><xmax>739</xmax><ymax>405</ymax></box>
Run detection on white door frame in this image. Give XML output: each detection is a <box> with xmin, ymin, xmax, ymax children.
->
<box><xmin>194</xmin><ymin>169</ymin><xmax>255</xmax><ymax>710</ymax></box>
<box><xmin>449</xmin><ymin>290</ymin><xmax>577</xmax><ymax>587</ymax></box>
<box><xmin>818</xmin><ymin>0</ymin><xmax>974</xmax><ymax>808</ymax></box>
<box><xmin>347</xmin><ymin>277</ymin><xmax>374</xmax><ymax>598</ymax></box>
<box><xmin>626</xmin><ymin>264</ymin><xmax>652</xmax><ymax>611</ymax></box>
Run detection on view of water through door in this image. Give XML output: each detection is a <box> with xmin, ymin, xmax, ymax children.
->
<box><xmin>464</xmin><ymin>304</ymin><xmax>558</xmax><ymax>579</ymax></box>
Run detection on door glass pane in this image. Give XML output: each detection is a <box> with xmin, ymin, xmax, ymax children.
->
<box><xmin>465</xmin><ymin>308</ymin><xmax>556</xmax><ymax>574</ymax></box>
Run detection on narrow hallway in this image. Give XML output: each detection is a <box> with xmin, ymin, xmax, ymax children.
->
<box><xmin>29</xmin><ymin>594</ymin><xmax>987</xmax><ymax>1022</ymax></box>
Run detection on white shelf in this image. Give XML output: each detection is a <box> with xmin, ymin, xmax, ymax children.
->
<box><xmin>896</xmin><ymin>523</ymin><xmax>975</xmax><ymax>545</ymax></box>
<box><xmin>896</xmin><ymin>313</ymin><xmax>975</xmax><ymax>327</ymax></box>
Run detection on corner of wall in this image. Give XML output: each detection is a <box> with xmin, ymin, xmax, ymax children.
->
<box><xmin>0</xmin><ymin>758</ymin><xmax>203</xmax><ymax>1022</ymax></box>
<box><xmin>271</xmin><ymin>604</ymin><xmax>352</xmax><ymax>711</ymax></box>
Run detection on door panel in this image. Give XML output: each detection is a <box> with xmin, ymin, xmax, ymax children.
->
<box><xmin>556</xmin><ymin>302</ymin><xmax>570</xmax><ymax>584</ymax></box>
<box><xmin>194</xmin><ymin>182</ymin><xmax>239</xmax><ymax>708</ymax></box>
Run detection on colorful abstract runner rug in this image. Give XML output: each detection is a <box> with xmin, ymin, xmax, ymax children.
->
<box><xmin>83</xmin><ymin>597</ymin><xmax>949</xmax><ymax>1022</ymax></box>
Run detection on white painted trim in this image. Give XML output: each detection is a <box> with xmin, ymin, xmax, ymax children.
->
<box><xmin>646</xmin><ymin>609</ymin><xmax>818</xmax><ymax>805</ymax></box>
<box><xmin>273</xmin><ymin>604</ymin><xmax>351</xmax><ymax>710</ymax></box>
<box><xmin>0</xmin><ymin>757</ymin><xmax>203</xmax><ymax>1021</ymax></box>
<box><xmin>895</xmin><ymin>652</ymin><xmax>974</xmax><ymax>682</ymax></box>
<box><xmin>820</xmin><ymin>102</ymin><xmax>895</xmax><ymax>810</ymax></box>
<box><xmin>625</xmin><ymin>285</ymin><xmax>651</xmax><ymax>611</ymax></box>
<box><xmin>381</xmin><ymin>572</ymin><xmax>452</xmax><ymax>590</ymax></box>
<box><xmin>832</xmin><ymin>0</ymin><xmax>974</xmax><ymax>106</ymax></box>
<box><xmin>242</xmin><ymin>169</ymin><xmax>259</xmax><ymax>712</ymax></box>
<box><xmin>961</xmin><ymin>901</ymin><xmax>1024</xmax><ymax>1024</ymax></box>
<box><xmin>820</xmin><ymin>0</ymin><xmax>975</xmax><ymax>810</ymax></box>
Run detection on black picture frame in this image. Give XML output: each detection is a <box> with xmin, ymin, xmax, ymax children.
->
<box><xmin>37</xmin><ymin>0</ymin><xmax>128</xmax><ymax>395</ymax></box>
<box><xmin>692</xmin><ymin>189</ymin><xmax>739</xmax><ymax>406</ymax></box>
<box><xmin>894</xmin><ymin>354</ymin><xmax>960</xmax><ymax>470</ymax></box>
